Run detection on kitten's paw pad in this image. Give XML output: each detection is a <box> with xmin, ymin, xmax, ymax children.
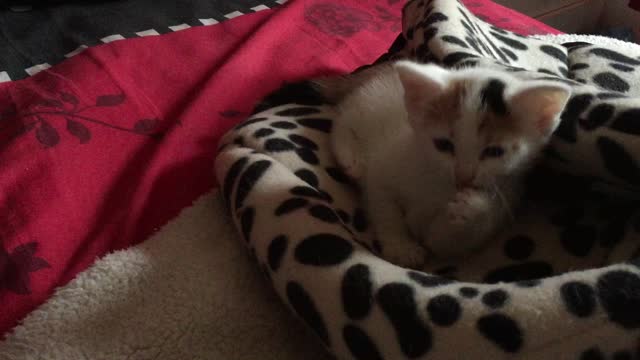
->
<box><xmin>447</xmin><ymin>189</ymin><xmax>489</xmax><ymax>224</ymax></box>
<box><xmin>382</xmin><ymin>241</ymin><xmax>425</xmax><ymax>268</ymax></box>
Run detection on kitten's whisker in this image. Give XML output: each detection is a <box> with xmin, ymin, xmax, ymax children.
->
<box><xmin>492</xmin><ymin>183</ymin><xmax>515</xmax><ymax>222</ymax></box>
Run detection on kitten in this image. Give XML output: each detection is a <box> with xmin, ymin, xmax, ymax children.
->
<box><xmin>322</xmin><ymin>61</ymin><xmax>571</xmax><ymax>268</ymax></box>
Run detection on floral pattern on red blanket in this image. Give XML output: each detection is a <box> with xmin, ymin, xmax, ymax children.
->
<box><xmin>0</xmin><ymin>242</ymin><xmax>50</xmax><ymax>295</ymax></box>
<box><xmin>1</xmin><ymin>89</ymin><xmax>165</xmax><ymax>149</ymax></box>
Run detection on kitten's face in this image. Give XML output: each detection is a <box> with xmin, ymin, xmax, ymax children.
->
<box><xmin>395</xmin><ymin>64</ymin><xmax>570</xmax><ymax>191</ymax></box>
<box><xmin>423</xmin><ymin>110</ymin><xmax>539</xmax><ymax>190</ymax></box>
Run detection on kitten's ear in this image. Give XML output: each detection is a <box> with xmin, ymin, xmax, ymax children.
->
<box><xmin>394</xmin><ymin>61</ymin><xmax>449</xmax><ymax>128</ymax></box>
<box><xmin>508</xmin><ymin>82</ymin><xmax>572</xmax><ymax>137</ymax></box>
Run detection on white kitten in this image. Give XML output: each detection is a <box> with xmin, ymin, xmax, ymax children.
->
<box><xmin>325</xmin><ymin>61</ymin><xmax>571</xmax><ymax>268</ymax></box>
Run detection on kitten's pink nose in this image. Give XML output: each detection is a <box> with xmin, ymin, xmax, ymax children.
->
<box><xmin>455</xmin><ymin>168</ymin><xmax>475</xmax><ymax>189</ymax></box>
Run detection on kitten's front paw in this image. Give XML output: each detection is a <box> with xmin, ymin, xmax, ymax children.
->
<box><xmin>448</xmin><ymin>188</ymin><xmax>489</xmax><ymax>225</ymax></box>
<box><xmin>381</xmin><ymin>238</ymin><xmax>425</xmax><ymax>268</ymax></box>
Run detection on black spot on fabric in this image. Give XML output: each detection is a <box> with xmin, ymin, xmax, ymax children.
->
<box><xmin>295</xmin><ymin>233</ymin><xmax>353</xmax><ymax>266</ymax></box>
<box><xmin>223</xmin><ymin>157</ymin><xmax>248</xmax><ymax>210</ymax></box>
<box><xmin>408</xmin><ymin>271</ymin><xmax>455</xmax><ymax>287</ymax></box>
<box><xmin>580</xmin><ymin>103</ymin><xmax>615</xmax><ymax>130</ymax></box>
<box><xmin>610</xmin><ymin>63</ymin><xmax>635</xmax><ymax>72</ymax></box>
<box><xmin>540</xmin><ymin>45</ymin><xmax>568</xmax><ymax>62</ymax></box>
<box><xmin>271</xmin><ymin>121</ymin><xmax>298</xmax><ymax>129</ymax></box>
<box><xmin>560</xmin><ymin>224</ymin><xmax>597</xmax><ymax>257</ymax></box>
<box><xmin>297</xmin><ymin>118</ymin><xmax>332</xmax><ymax>132</ymax></box>
<box><xmin>352</xmin><ymin>208</ymin><xmax>368</xmax><ymax>232</ymax></box>
<box><xmin>326</xmin><ymin>167</ymin><xmax>352</xmax><ymax>184</ymax></box>
<box><xmin>265</xmin><ymin>138</ymin><xmax>296</xmax><ymax>152</ymax></box>
<box><xmin>482</xmin><ymin>289</ymin><xmax>509</xmax><ymax>309</ymax></box>
<box><xmin>504</xmin><ymin>235</ymin><xmax>535</xmax><ymax>260</ymax></box>
<box><xmin>343</xmin><ymin>325</ymin><xmax>383</xmax><ymax>360</ymax></box>
<box><xmin>480</xmin><ymin>35</ymin><xmax>509</xmax><ymax>63</ymax></box>
<box><xmin>460</xmin><ymin>19</ymin><xmax>475</xmax><ymax>35</ymax></box>
<box><xmin>611</xmin><ymin>109</ymin><xmax>640</xmax><ymax>135</ymax></box>
<box><xmin>560</xmin><ymin>281</ymin><xmax>596</xmax><ymax>317</ymax></box>
<box><xmin>515</xmin><ymin>279</ymin><xmax>542</xmax><ymax>287</ymax></box>
<box><xmin>559</xmin><ymin>66</ymin><xmax>569</xmax><ymax>77</ymax></box>
<box><xmin>490</xmin><ymin>32</ymin><xmax>528</xmax><ymax>50</ymax></box>
<box><xmin>476</xmin><ymin>314</ymin><xmax>523</xmax><ymax>353</ymax></box>
<box><xmin>288</xmin><ymin>134</ymin><xmax>318</xmax><ymax>150</ymax></box>
<box><xmin>318</xmin><ymin>189</ymin><xmax>333</xmax><ymax>203</ymax></box>
<box><xmin>286</xmin><ymin>282</ymin><xmax>330</xmax><ymax>346</ymax></box>
<box><xmin>337</xmin><ymin>209</ymin><xmax>351</xmax><ymax>224</ymax></box>
<box><xmin>576</xmin><ymin>78</ymin><xmax>588</xmax><ymax>84</ymax></box>
<box><xmin>295</xmin><ymin>147</ymin><xmax>319</xmax><ymax>165</ymax></box>
<box><xmin>465</xmin><ymin>36</ymin><xmax>483</xmax><ymax>54</ymax></box>
<box><xmin>481</xmin><ymin>79</ymin><xmax>507</xmax><ymax>116</ymax></box>
<box><xmin>484</xmin><ymin>262</ymin><xmax>553</xmax><ymax>283</ymax></box>
<box><xmin>422</xmin><ymin>12</ymin><xmax>448</xmax><ymax>27</ymax></box>
<box><xmin>254</xmin><ymin>128</ymin><xmax>275</xmax><ymax>138</ymax></box>
<box><xmin>268</xmin><ymin>235</ymin><xmax>288</xmax><ymax>271</ymax></box>
<box><xmin>571</xmin><ymin>63</ymin><xmax>590</xmax><ymax>71</ymax></box>
<box><xmin>490</xmin><ymin>25</ymin><xmax>508</xmax><ymax>34</ymax></box>
<box><xmin>240</xmin><ymin>207</ymin><xmax>255</xmax><ymax>243</ymax></box>
<box><xmin>598</xmin><ymin>92</ymin><xmax>626</xmax><ymax>100</ymax></box>
<box><xmin>377</xmin><ymin>283</ymin><xmax>432</xmax><ymax>358</ymax></box>
<box><xmin>309</xmin><ymin>205</ymin><xmax>340</xmax><ymax>223</ymax></box>
<box><xmin>457</xmin><ymin>60</ymin><xmax>479</xmax><ymax>69</ymax></box>
<box><xmin>441</xmin><ymin>35</ymin><xmax>468</xmax><ymax>48</ymax></box>
<box><xmin>294</xmin><ymin>169</ymin><xmax>319</xmax><ymax>187</ymax></box>
<box><xmin>596</xmin><ymin>136</ymin><xmax>640</xmax><ymax>185</ymax></box>
<box><xmin>442</xmin><ymin>52</ymin><xmax>480</xmax><ymax>67</ymax></box>
<box><xmin>275</xmin><ymin>197</ymin><xmax>309</xmax><ymax>216</ymax></box>
<box><xmin>275</xmin><ymin>107</ymin><xmax>322</xmax><ymax>117</ymax></box>
<box><xmin>501</xmin><ymin>47</ymin><xmax>518</xmax><ymax>61</ymax></box>
<box><xmin>290</xmin><ymin>186</ymin><xmax>326</xmax><ymax>200</ymax></box>
<box><xmin>581</xmin><ymin>347</ymin><xmax>606</xmax><ymax>360</ymax></box>
<box><xmin>591</xmin><ymin>48</ymin><xmax>640</xmax><ymax>65</ymax></box>
<box><xmin>613</xmin><ymin>350</ymin><xmax>633</xmax><ymax>360</ymax></box>
<box><xmin>538</xmin><ymin>68</ymin><xmax>557</xmax><ymax>76</ymax></box>
<box><xmin>555</xmin><ymin>94</ymin><xmax>594</xmax><ymax>143</ymax></box>
<box><xmin>427</xmin><ymin>295</ymin><xmax>461</xmax><ymax>327</ymax></box>
<box><xmin>593</xmin><ymin>72</ymin><xmax>630</xmax><ymax>93</ymax></box>
<box><xmin>459</xmin><ymin>287</ymin><xmax>479</xmax><ymax>298</ymax></box>
<box><xmin>342</xmin><ymin>264</ymin><xmax>373</xmax><ymax>320</ymax></box>
<box><xmin>406</xmin><ymin>27</ymin><xmax>414</xmax><ymax>40</ymax></box>
<box><xmin>253</xmin><ymin>81</ymin><xmax>328</xmax><ymax>113</ymax></box>
<box><xmin>233</xmin><ymin>136</ymin><xmax>245</xmax><ymax>146</ymax></box>
<box><xmin>562</xmin><ymin>41</ymin><xmax>592</xmax><ymax>51</ymax></box>
<box><xmin>551</xmin><ymin>205</ymin><xmax>584</xmax><ymax>226</ymax></box>
<box><xmin>235</xmin><ymin>160</ymin><xmax>272</xmax><ymax>210</ymax></box>
<box><xmin>597</xmin><ymin>270</ymin><xmax>640</xmax><ymax>329</ymax></box>
<box><xmin>234</xmin><ymin>117</ymin><xmax>268</xmax><ymax>130</ymax></box>
<box><xmin>423</xmin><ymin>27</ymin><xmax>438</xmax><ymax>42</ymax></box>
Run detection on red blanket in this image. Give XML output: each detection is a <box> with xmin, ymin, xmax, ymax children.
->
<box><xmin>0</xmin><ymin>0</ymin><xmax>559</xmax><ymax>336</ymax></box>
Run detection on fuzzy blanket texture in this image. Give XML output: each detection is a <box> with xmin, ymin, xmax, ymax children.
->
<box><xmin>215</xmin><ymin>0</ymin><xmax>640</xmax><ymax>359</ymax></box>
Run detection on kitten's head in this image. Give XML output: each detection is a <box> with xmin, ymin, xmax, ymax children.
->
<box><xmin>394</xmin><ymin>61</ymin><xmax>571</xmax><ymax>190</ymax></box>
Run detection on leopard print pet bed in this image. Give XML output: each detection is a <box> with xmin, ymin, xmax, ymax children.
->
<box><xmin>214</xmin><ymin>0</ymin><xmax>640</xmax><ymax>358</ymax></box>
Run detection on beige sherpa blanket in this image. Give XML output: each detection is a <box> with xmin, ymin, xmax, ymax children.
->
<box><xmin>0</xmin><ymin>192</ymin><xmax>329</xmax><ymax>360</ymax></box>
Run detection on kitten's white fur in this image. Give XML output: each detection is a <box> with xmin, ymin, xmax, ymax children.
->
<box><xmin>329</xmin><ymin>61</ymin><xmax>571</xmax><ymax>268</ymax></box>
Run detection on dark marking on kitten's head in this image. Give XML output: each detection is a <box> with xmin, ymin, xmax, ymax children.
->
<box><xmin>480</xmin><ymin>79</ymin><xmax>507</xmax><ymax>116</ymax></box>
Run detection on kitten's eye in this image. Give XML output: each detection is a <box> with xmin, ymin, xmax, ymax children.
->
<box><xmin>433</xmin><ymin>138</ymin><xmax>455</xmax><ymax>154</ymax></box>
<box><xmin>481</xmin><ymin>145</ymin><xmax>505</xmax><ymax>159</ymax></box>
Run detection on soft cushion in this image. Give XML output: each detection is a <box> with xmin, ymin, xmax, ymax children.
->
<box><xmin>215</xmin><ymin>0</ymin><xmax>640</xmax><ymax>359</ymax></box>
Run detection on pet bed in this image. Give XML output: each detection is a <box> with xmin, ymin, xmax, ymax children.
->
<box><xmin>215</xmin><ymin>0</ymin><xmax>640</xmax><ymax>359</ymax></box>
